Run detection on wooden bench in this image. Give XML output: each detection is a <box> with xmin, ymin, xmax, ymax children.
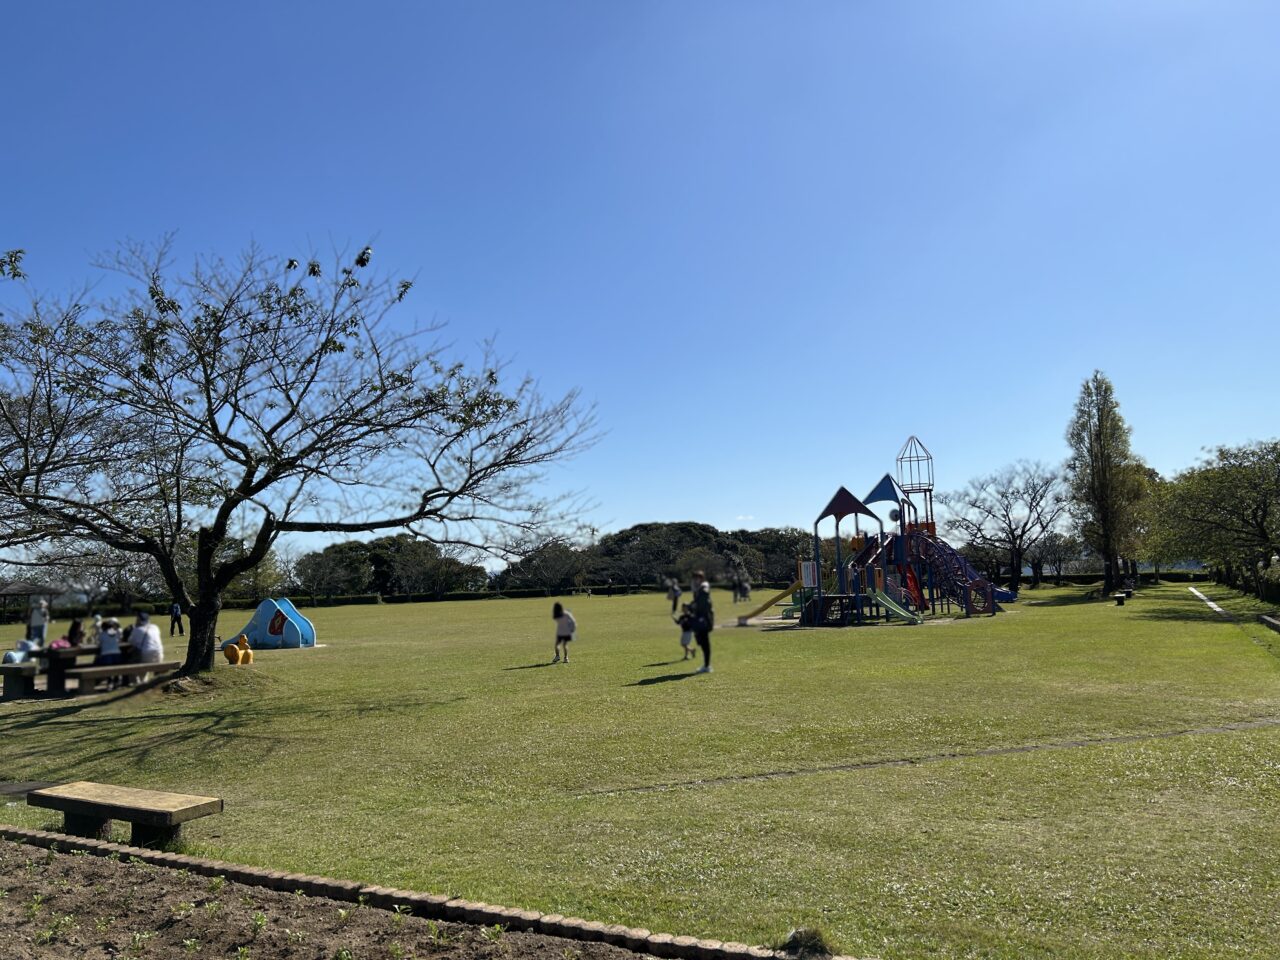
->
<box><xmin>64</xmin><ymin>660</ymin><xmax>180</xmax><ymax>695</ymax></box>
<box><xmin>0</xmin><ymin>661</ymin><xmax>39</xmax><ymax>700</ymax></box>
<box><xmin>37</xmin><ymin>642</ymin><xmax>133</xmax><ymax>696</ymax></box>
<box><xmin>27</xmin><ymin>780</ymin><xmax>223</xmax><ymax>848</ymax></box>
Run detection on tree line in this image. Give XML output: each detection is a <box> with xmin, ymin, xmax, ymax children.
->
<box><xmin>940</xmin><ymin>370</ymin><xmax>1278</xmax><ymax>600</ymax></box>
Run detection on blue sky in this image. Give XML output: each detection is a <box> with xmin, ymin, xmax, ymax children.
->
<box><xmin>5</xmin><ymin>1</ymin><xmax>1278</xmax><ymax>540</ymax></box>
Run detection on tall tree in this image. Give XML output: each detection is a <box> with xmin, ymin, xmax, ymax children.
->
<box><xmin>941</xmin><ymin>461</ymin><xmax>1067</xmax><ymax>591</ymax></box>
<box><xmin>1065</xmin><ymin>371</ymin><xmax>1143</xmax><ymax>594</ymax></box>
<box><xmin>0</xmin><ymin>241</ymin><xmax>593</xmax><ymax>672</ymax></box>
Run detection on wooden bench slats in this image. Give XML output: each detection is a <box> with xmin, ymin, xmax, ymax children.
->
<box><xmin>64</xmin><ymin>661</ymin><xmax>180</xmax><ymax>681</ymax></box>
<box><xmin>28</xmin><ymin>780</ymin><xmax>223</xmax><ymax>827</ymax></box>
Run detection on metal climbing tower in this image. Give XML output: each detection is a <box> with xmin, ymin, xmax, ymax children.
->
<box><xmin>896</xmin><ymin>436</ymin><xmax>936</xmax><ymax>528</ymax></box>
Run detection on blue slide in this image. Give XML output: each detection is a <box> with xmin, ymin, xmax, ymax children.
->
<box><xmin>274</xmin><ymin>598</ymin><xmax>316</xmax><ymax>645</ymax></box>
<box><xmin>223</xmin><ymin>598</ymin><xmax>317</xmax><ymax>651</ymax></box>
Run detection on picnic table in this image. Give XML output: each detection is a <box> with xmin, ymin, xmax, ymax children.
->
<box><xmin>34</xmin><ymin>643</ymin><xmax>133</xmax><ymax>696</ymax></box>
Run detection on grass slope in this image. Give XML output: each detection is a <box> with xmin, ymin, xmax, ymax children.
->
<box><xmin>2</xmin><ymin>584</ymin><xmax>1279</xmax><ymax>958</ymax></box>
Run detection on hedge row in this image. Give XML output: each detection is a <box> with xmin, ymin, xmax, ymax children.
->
<box><xmin>1021</xmin><ymin>571</ymin><xmax>1209</xmax><ymax>586</ymax></box>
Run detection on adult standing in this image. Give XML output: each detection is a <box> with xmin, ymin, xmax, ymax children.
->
<box><xmin>690</xmin><ymin>570</ymin><xmax>714</xmax><ymax>674</ymax></box>
<box><xmin>169</xmin><ymin>599</ymin><xmax>185</xmax><ymax>637</ymax></box>
<box><xmin>27</xmin><ymin>599</ymin><xmax>49</xmax><ymax>646</ymax></box>
<box><xmin>667</xmin><ymin>579</ymin><xmax>682</xmax><ymax>614</ymax></box>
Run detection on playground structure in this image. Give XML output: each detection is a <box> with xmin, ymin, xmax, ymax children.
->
<box><xmin>738</xmin><ymin>437</ymin><xmax>1016</xmax><ymax>627</ymax></box>
<box><xmin>222</xmin><ymin>598</ymin><xmax>316</xmax><ymax>651</ymax></box>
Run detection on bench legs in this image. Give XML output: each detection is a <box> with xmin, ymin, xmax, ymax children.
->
<box><xmin>62</xmin><ymin>813</ymin><xmax>181</xmax><ymax>848</ymax></box>
<box><xmin>2</xmin><ymin>674</ymin><xmax>35</xmax><ymax>700</ymax></box>
<box><xmin>64</xmin><ymin>812</ymin><xmax>112</xmax><ymax>840</ymax></box>
<box><xmin>131</xmin><ymin>823</ymin><xmax>181</xmax><ymax>848</ymax></box>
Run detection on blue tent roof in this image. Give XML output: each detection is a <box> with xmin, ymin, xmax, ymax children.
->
<box><xmin>864</xmin><ymin>473</ymin><xmax>910</xmax><ymax>507</ymax></box>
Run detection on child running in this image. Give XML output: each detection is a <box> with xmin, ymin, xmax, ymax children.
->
<box><xmin>551</xmin><ymin>601</ymin><xmax>576</xmax><ymax>663</ymax></box>
<box><xmin>674</xmin><ymin>604</ymin><xmax>696</xmax><ymax>660</ymax></box>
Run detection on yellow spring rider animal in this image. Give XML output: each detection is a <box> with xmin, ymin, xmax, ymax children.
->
<box><xmin>223</xmin><ymin>634</ymin><xmax>255</xmax><ymax>665</ymax></box>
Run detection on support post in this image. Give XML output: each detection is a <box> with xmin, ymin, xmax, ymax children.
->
<box><xmin>131</xmin><ymin>822</ymin><xmax>181</xmax><ymax>848</ymax></box>
<box><xmin>64</xmin><ymin>812</ymin><xmax>111</xmax><ymax>840</ymax></box>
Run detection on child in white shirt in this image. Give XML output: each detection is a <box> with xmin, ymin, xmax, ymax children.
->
<box><xmin>552</xmin><ymin>602</ymin><xmax>576</xmax><ymax>663</ymax></box>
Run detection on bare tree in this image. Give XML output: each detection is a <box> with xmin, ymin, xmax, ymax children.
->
<box><xmin>0</xmin><ymin>241</ymin><xmax>594</xmax><ymax>672</ymax></box>
<box><xmin>1023</xmin><ymin>530</ymin><xmax>1082</xmax><ymax>587</ymax></box>
<box><xmin>941</xmin><ymin>462</ymin><xmax>1068</xmax><ymax>591</ymax></box>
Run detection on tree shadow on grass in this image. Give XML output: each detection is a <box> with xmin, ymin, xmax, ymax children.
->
<box><xmin>625</xmin><ymin>672</ymin><xmax>699</xmax><ymax>687</ymax></box>
<box><xmin>1133</xmin><ymin>600</ymin><xmax>1234</xmax><ymax>623</ymax></box>
<box><xmin>1080</xmin><ymin>588</ymin><xmax>1238</xmax><ymax>623</ymax></box>
<box><xmin>0</xmin><ymin>688</ymin><xmax>467</xmax><ymax>775</ymax></box>
<box><xmin>1022</xmin><ymin>589</ymin><xmax>1102</xmax><ymax>607</ymax></box>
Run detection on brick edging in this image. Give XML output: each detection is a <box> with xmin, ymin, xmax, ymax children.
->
<box><xmin>0</xmin><ymin>824</ymin><xmax>848</xmax><ymax>960</ymax></box>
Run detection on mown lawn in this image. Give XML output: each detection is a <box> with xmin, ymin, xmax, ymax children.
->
<box><xmin>2</xmin><ymin>583</ymin><xmax>1279</xmax><ymax>959</ymax></box>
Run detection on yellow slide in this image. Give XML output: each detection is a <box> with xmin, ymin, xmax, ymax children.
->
<box><xmin>737</xmin><ymin>579</ymin><xmax>803</xmax><ymax>626</ymax></box>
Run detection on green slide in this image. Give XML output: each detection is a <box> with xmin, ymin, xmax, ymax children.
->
<box><xmin>872</xmin><ymin>590</ymin><xmax>923</xmax><ymax>625</ymax></box>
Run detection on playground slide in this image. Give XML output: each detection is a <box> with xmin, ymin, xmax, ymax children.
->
<box><xmin>901</xmin><ymin>564</ymin><xmax>925</xmax><ymax>609</ymax></box>
<box><xmin>872</xmin><ymin>590</ymin><xmax>923</xmax><ymax>625</ymax></box>
<box><xmin>274</xmin><ymin>598</ymin><xmax>317</xmax><ymax>645</ymax></box>
<box><xmin>737</xmin><ymin>580</ymin><xmax>803</xmax><ymax>625</ymax></box>
<box><xmin>925</xmin><ymin>536</ymin><xmax>1018</xmax><ymax>602</ymax></box>
<box><xmin>224</xmin><ymin>598</ymin><xmax>317</xmax><ymax>651</ymax></box>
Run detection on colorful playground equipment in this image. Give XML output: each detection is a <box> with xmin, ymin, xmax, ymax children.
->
<box><xmin>221</xmin><ymin>598</ymin><xmax>316</xmax><ymax>652</ymax></box>
<box><xmin>223</xmin><ymin>634</ymin><xmax>255</xmax><ymax>665</ymax></box>
<box><xmin>744</xmin><ymin>437</ymin><xmax>1016</xmax><ymax>627</ymax></box>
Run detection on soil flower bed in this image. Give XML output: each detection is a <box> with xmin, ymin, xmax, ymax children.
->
<box><xmin>0</xmin><ymin>839</ymin><xmax>651</xmax><ymax>960</ymax></box>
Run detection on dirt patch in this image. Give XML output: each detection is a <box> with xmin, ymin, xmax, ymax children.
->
<box><xmin>0</xmin><ymin>839</ymin><xmax>648</xmax><ymax>960</ymax></box>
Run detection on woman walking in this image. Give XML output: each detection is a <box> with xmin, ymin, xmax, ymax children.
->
<box><xmin>690</xmin><ymin>570</ymin><xmax>714</xmax><ymax>673</ymax></box>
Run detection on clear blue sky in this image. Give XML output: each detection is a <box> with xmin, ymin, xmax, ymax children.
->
<box><xmin>5</xmin><ymin>1</ymin><xmax>1278</xmax><ymax>540</ymax></box>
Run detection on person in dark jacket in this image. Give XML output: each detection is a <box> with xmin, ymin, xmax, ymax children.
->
<box><xmin>690</xmin><ymin>570</ymin><xmax>714</xmax><ymax>673</ymax></box>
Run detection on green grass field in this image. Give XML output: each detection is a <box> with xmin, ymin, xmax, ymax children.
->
<box><xmin>2</xmin><ymin>583</ymin><xmax>1279</xmax><ymax>959</ymax></box>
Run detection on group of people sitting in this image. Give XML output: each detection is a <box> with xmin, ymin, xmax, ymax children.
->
<box><xmin>54</xmin><ymin>612</ymin><xmax>167</xmax><ymax>690</ymax></box>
